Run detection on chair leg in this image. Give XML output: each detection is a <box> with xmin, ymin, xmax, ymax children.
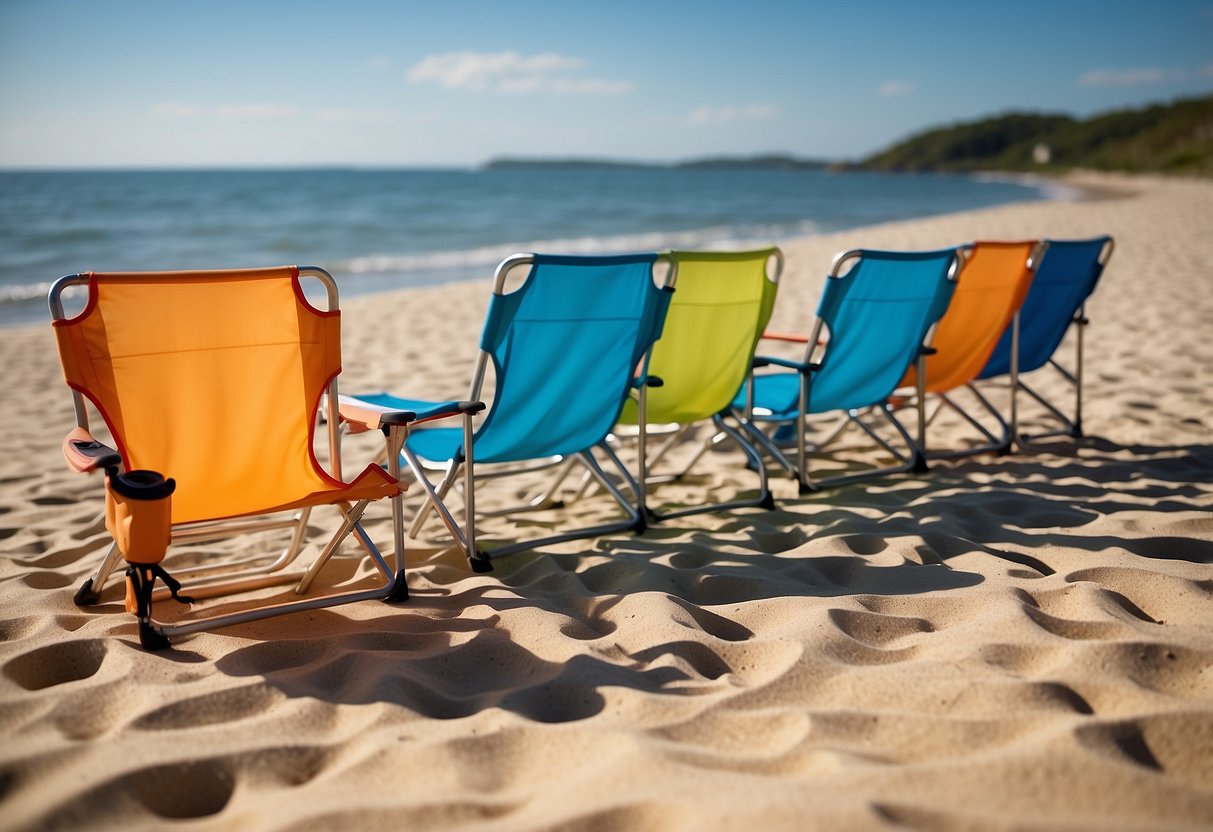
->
<box><xmin>295</xmin><ymin>500</ymin><xmax>371</xmax><ymax>595</ymax></box>
<box><xmin>645</xmin><ymin>413</ymin><xmax>775</xmax><ymax>519</ymax></box>
<box><xmin>460</xmin><ymin>414</ymin><xmax>489</xmax><ymax>572</ymax></box>
<box><xmin>408</xmin><ymin>458</ymin><xmax>461</xmax><ymax>538</ymax></box>
<box><xmin>75</xmin><ymin>542</ymin><xmax>123</xmax><ymax>606</ymax></box>
<box><xmin>475</xmin><ymin>444</ymin><xmax>646</xmax><ymax>560</ymax></box>
<box><xmin>155</xmin><ymin>517</ymin><xmax>400</xmax><ymax>642</ymax></box>
<box><xmin>402</xmin><ymin>446</ymin><xmax>491</xmax><ymax>573</ymax></box>
<box><xmin>126</xmin><ymin>564</ymin><xmax>172</xmax><ymax>651</ymax></box>
<box><xmin>735</xmin><ymin>415</ymin><xmax>797</xmax><ymax>477</ymax></box>
<box><xmin>592</xmin><ymin>444</ymin><xmax>647</xmax><ymax>534</ymax></box>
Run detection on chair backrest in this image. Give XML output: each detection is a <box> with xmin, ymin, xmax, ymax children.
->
<box><xmin>619</xmin><ymin>248</ymin><xmax>780</xmax><ymax>425</ymax></box>
<box><xmin>808</xmin><ymin>248</ymin><xmax>960</xmax><ymax>413</ymax></box>
<box><xmin>469</xmin><ymin>253</ymin><xmax>674</xmax><ymax>463</ymax></box>
<box><xmin>904</xmin><ymin>240</ymin><xmax>1040</xmax><ymax>393</ymax></box>
<box><xmin>979</xmin><ymin>236</ymin><xmax>1113</xmax><ymax>379</ymax></box>
<box><xmin>51</xmin><ymin>267</ymin><xmax>345</xmax><ymax>525</ymax></box>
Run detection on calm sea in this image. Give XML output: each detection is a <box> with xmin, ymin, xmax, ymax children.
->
<box><xmin>0</xmin><ymin>168</ymin><xmax>1059</xmax><ymax>326</ymax></box>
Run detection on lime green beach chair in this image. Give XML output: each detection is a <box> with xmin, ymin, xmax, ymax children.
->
<box><xmin>617</xmin><ymin>248</ymin><xmax>782</xmax><ymax>518</ymax></box>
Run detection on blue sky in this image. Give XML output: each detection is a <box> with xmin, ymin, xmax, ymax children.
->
<box><xmin>1</xmin><ymin>0</ymin><xmax>1210</xmax><ymax>168</ymax></box>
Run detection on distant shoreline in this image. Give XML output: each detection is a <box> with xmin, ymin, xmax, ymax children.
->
<box><xmin>480</xmin><ymin>154</ymin><xmax>832</xmax><ymax>171</ymax></box>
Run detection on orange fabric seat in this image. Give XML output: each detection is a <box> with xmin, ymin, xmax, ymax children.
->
<box><xmin>53</xmin><ymin>267</ymin><xmax>401</xmax><ymax>525</ymax></box>
<box><xmin>902</xmin><ymin>241</ymin><xmax>1038</xmax><ymax>394</ymax></box>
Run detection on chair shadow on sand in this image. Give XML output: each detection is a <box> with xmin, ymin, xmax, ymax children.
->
<box><xmin>197</xmin><ymin>436</ymin><xmax>1211</xmax><ymax>722</ymax></box>
<box><xmin>895</xmin><ymin>436</ymin><xmax>1213</xmax><ymax>567</ymax></box>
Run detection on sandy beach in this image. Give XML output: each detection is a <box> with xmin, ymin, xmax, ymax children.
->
<box><xmin>1</xmin><ymin>172</ymin><xmax>1211</xmax><ymax>831</ymax></box>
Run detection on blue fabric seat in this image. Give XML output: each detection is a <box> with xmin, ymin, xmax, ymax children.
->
<box><xmin>980</xmin><ymin>237</ymin><xmax>1112</xmax><ymax>379</ymax></box>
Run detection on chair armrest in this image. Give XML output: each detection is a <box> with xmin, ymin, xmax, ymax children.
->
<box><xmin>62</xmin><ymin>426</ymin><xmax>121</xmax><ymax>473</ymax></box>
<box><xmin>411</xmin><ymin>400</ymin><xmax>486</xmax><ymax>426</ymax></box>
<box><xmin>338</xmin><ymin>395</ymin><xmax>486</xmax><ymax>433</ymax></box>
<box><xmin>337</xmin><ymin>396</ymin><xmax>417</xmax><ymax>434</ymax></box>
<box><xmin>754</xmin><ymin>355</ymin><xmax>821</xmax><ymax>374</ymax></box>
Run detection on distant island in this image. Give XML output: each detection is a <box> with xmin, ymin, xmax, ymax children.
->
<box><xmin>483</xmin><ymin>93</ymin><xmax>1213</xmax><ymax>176</ymax></box>
<box><xmin>482</xmin><ymin>154</ymin><xmax>830</xmax><ymax>171</ymax></box>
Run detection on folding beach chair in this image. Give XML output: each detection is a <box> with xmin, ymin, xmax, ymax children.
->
<box><xmin>734</xmin><ymin>248</ymin><xmax>962</xmax><ymax>492</ymax></box>
<box><xmin>975</xmin><ymin>236</ymin><xmax>1114</xmax><ymax>445</ymax></box>
<box><xmin>899</xmin><ymin>240</ymin><xmax>1044</xmax><ymax>458</ymax></box>
<box><xmin>51</xmin><ymin>266</ymin><xmax>480</xmax><ymax>650</ymax></box>
<box><xmin>346</xmin><ymin>252</ymin><xmax>675</xmax><ymax>563</ymax></box>
<box><xmin>614</xmin><ymin>248</ymin><xmax>781</xmax><ymax>518</ymax></box>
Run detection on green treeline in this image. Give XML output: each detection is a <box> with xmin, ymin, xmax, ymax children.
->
<box><xmin>856</xmin><ymin>94</ymin><xmax>1213</xmax><ymax>174</ymax></box>
<box><xmin>481</xmin><ymin>94</ymin><xmax>1213</xmax><ymax>175</ymax></box>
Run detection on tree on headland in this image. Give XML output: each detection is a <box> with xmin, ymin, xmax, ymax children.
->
<box><xmin>856</xmin><ymin>95</ymin><xmax>1213</xmax><ymax>175</ymax></box>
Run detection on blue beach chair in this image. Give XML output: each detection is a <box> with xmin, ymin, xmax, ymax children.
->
<box><xmin>976</xmin><ymin>235</ymin><xmax>1114</xmax><ymax>445</ymax></box>
<box><xmin>735</xmin><ymin>248</ymin><xmax>962</xmax><ymax>492</ymax></box>
<box><xmin>347</xmin><ymin>252</ymin><xmax>675</xmax><ymax>566</ymax></box>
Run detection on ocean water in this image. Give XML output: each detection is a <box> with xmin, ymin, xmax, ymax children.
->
<box><xmin>0</xmin><ymin>167</ymin><xmax>1056</xmax><ymax>326</ymax></box>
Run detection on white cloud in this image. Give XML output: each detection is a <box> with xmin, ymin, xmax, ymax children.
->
<box><xmin>152</xmin><ymin>102</ymin><xmax>299</xmax><ymax>120</ymax></box>
<box><xmin>214</xmin><ymin>103</ymin><xmax>300</xmax><ymax>120</ymax></box>
<box><xmin>686</xmin><ymin>103</ymin><xmax>778</xmax><ymax>125</ymax></box>
<box><xmin>407</xmin><ymin>50</ymin><xmax>630</xmax><ymax>95</ymax></box>
<box><xmin>151</xmin><ymin>102</ymin><xmax>203</xmax><ymax>118</ymax></box>
<box><xmin>1077</xmin><ymin>67</ymin><xmax>1175</xmax><ymax>87</ymax></box>
<box><xmin>878</xmin><ymin>80</ymin><xmax>915</xmax><ymax>97</ymax></box>
<box><xmin>316</xmin><ymin>107</ymin><xmax>401</xmax><ymax>124</ymax></box>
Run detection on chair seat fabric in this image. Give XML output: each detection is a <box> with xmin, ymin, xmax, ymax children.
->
<box><xmin>52</xmin><ymin>267</ymin><xmax>406</xmax><ymax>525</ymax></box>
<box><xmin>979</xmin><ymin>237</ymin><xmax>1110</xmax><ymax>379</ymax></box>
<box><xmin>735</xmin><ymin>249</ymin><xmax>958</xmax><ymax>418</ymax></box>
<box><xmin>735</xmin><ymin>372</ymin><xmax>802</xmax><ymax>421</ymax></box>
<box><xmin>234</xmin><ymin>463</ymin><xmax>402</xmax><ymax>522</ymax></box>
<box><xmin>901</xmin><ymin>241</ymin><xmax>1038</xmax><ymax>393</ymax></box>
<box><xmin>360</xmin><ymin>253</ymin><xmax>672</xmax><ymax>466</ymax></box>
<box><xmin>618</xmin><ymin>248</ymin><xmax>779</xmax><ymax>425</ymax></box>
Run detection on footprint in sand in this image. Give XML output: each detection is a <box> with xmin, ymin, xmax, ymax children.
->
<box><xmin>1066</xmin><ymin>565</ymin><xmax>1212</xmax><ymax>626</ymax></box>
<box><xmin>132</xmin><ymin>684</ymin><xmax>285</xmax><ymax>731</ymax></box>
<box><xmin>827</xmin><ymin>607</ymin><xmax>934</xmax><ymax>647</ymax></box>
<box><xmin>3</xmin><ymin>639</ymin><xmax>108</xmax><ymax>691</ymax></box>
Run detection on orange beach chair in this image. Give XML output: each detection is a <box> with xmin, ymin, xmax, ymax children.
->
<box><xmin>51</xmin><ymin>266</ymin><xmax>481</xmax><ymax>649</ymax></box>
<box><xmin>900</xmin><ymin>240</ymin><xmax>1043</xmax><ymax>458</ymax></box>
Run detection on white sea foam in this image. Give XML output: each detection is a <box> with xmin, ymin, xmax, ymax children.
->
<box><xmin>0</xmin><ymin>223</ymin><xmax>815</xmax><ymax>307</ymax></box>
<box><xmin>0</xmin><ymin>281</ymin><xmax>57</xmax><ymax>304</ymax></box>
<box><xmin>970</xmin><ymin>171</ymin><xmax>1084</xmax><ymax>201</ymax></box>
<box><xmin>331</xmin><ymin>222</ymin><xmax>818</xmax><ymax>276</ymax></box>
